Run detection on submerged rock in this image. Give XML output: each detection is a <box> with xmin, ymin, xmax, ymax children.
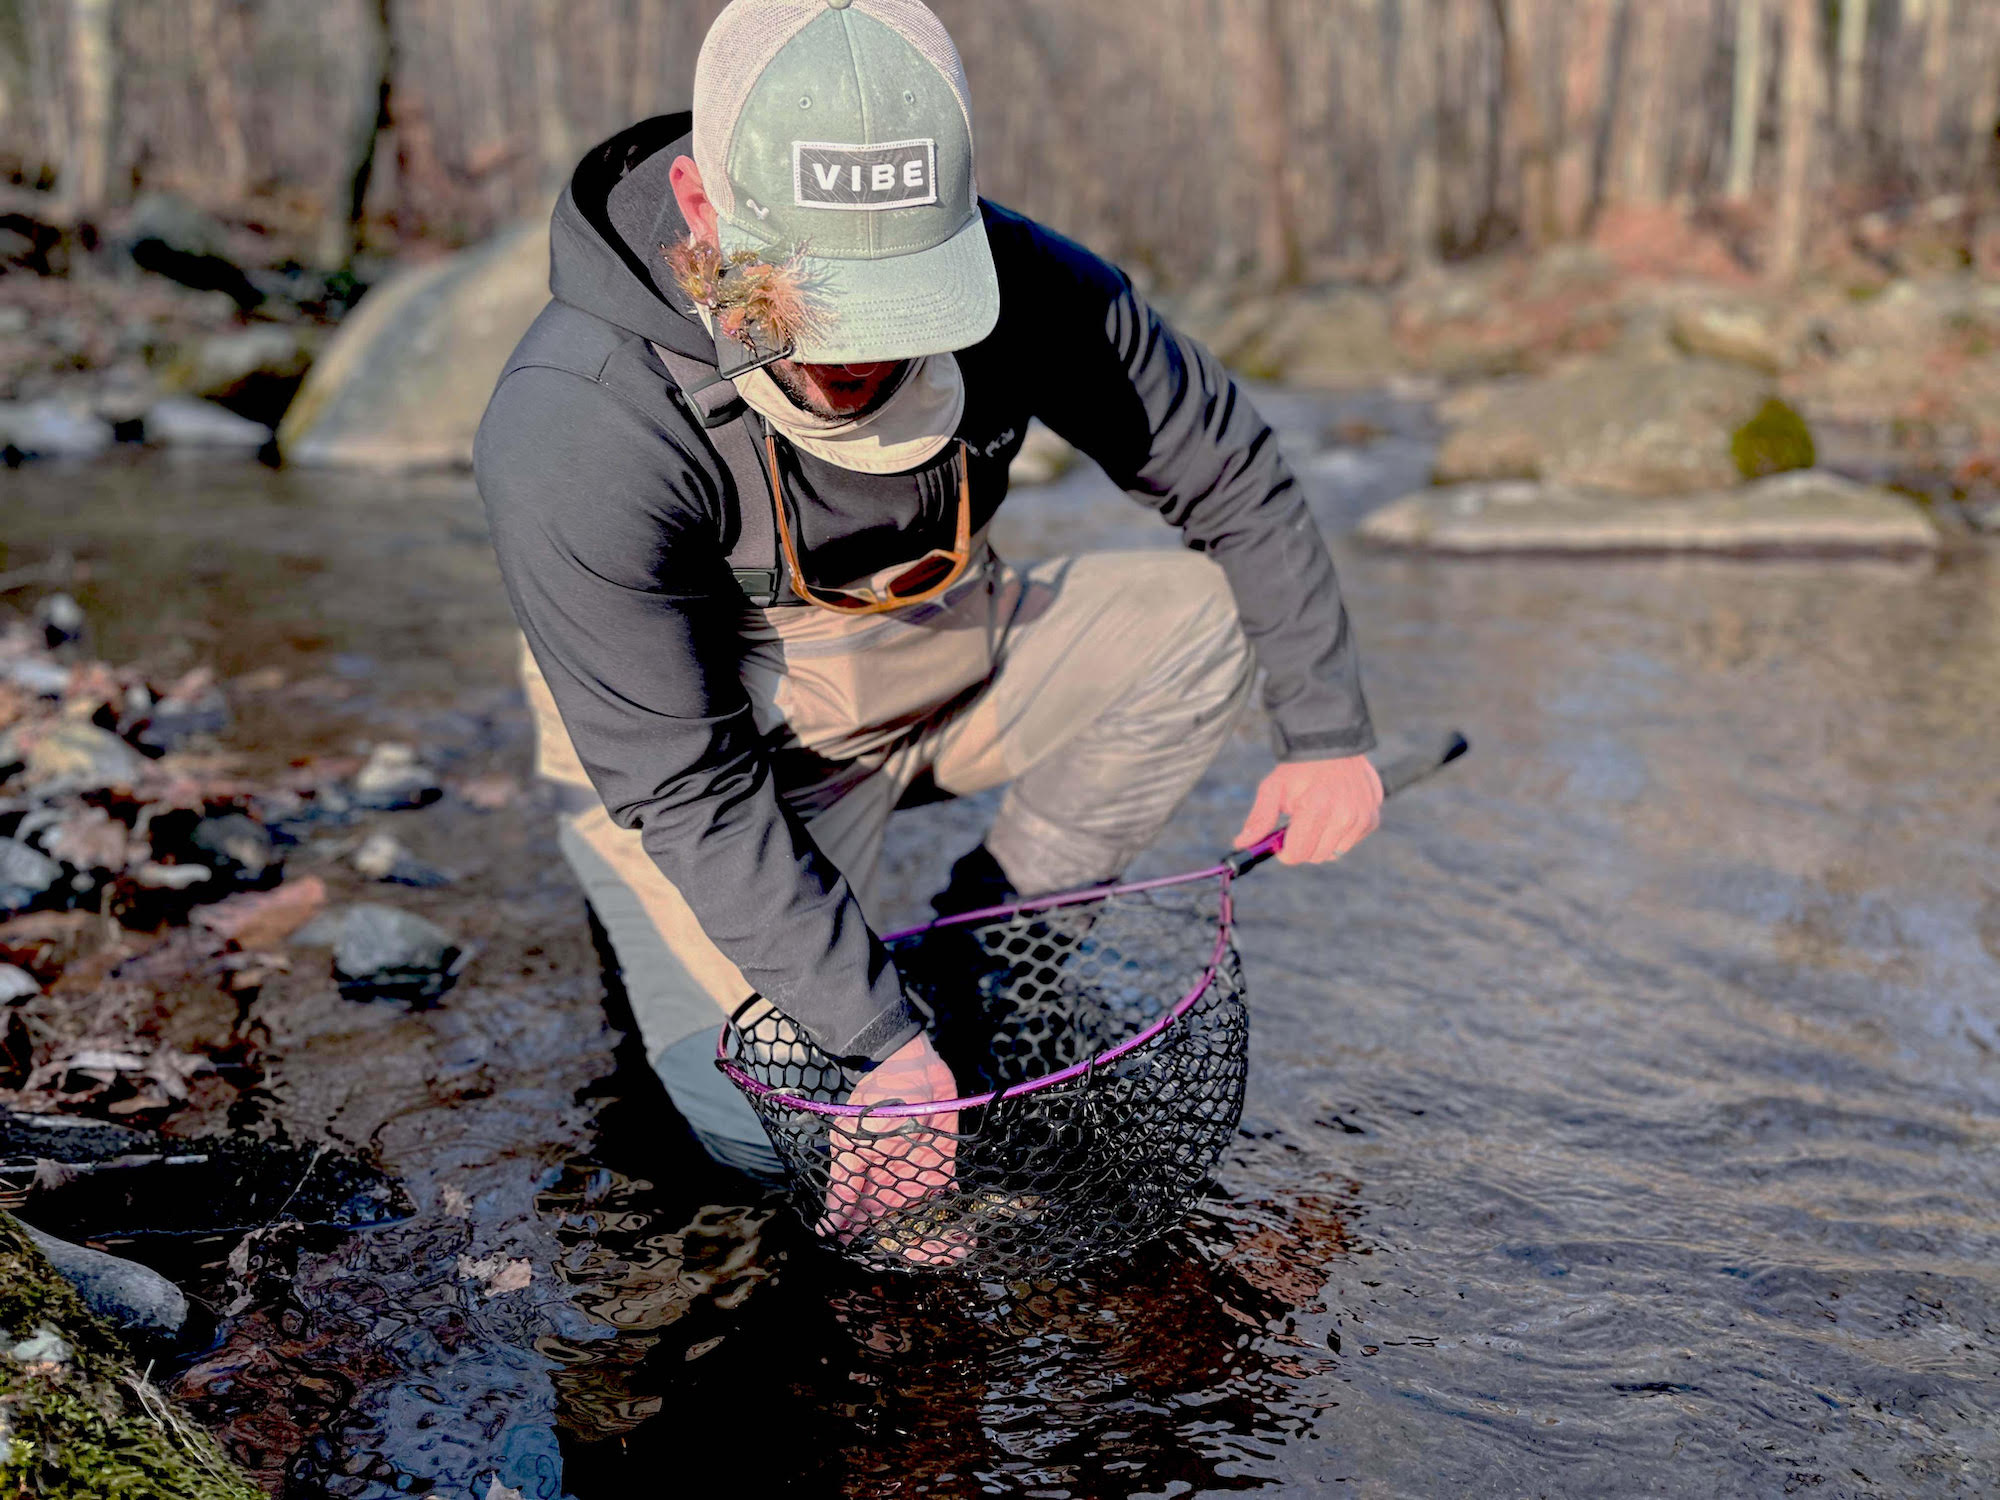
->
<box><xmin>34</xmin><ymin>594</ymin><xmax>87</xmax><ymax>650</ymax></box>
<box><xmin>351</xmin><ymin>742</ymin><xmax>443</xmax><ymax>811</ymax></box>
<box><xmin>1</xmin><ymin>720</ymin><xmax>147</xmax><ymax>791</ymax></box>
<box><xmin>352</xmin><ymin>831</ymin><xmax>452</xmax><ymax>888</ymax></box>
<box><xmin>0</xmin><ymin>398</ymin><xmax>114</xmax><ymax>460</ymax></box>
<box><xmin>190</xmin><ymin>815</ymin><xmax>278</xmax><ymax>885</ymax></box>
<box><xmin>279</xmin><ymin>220</ymin><xmax>550</xmax><ymax>469</ymax></box>
<box><xmin>134</xmin><ymin>669</ymin><xmax>230</xmax><ymax>752</ymax></box>
<box><xmin>1357</xmin><ymin>471</ymin><xmax>1940</xmax><ymax>556</ymax></box>
<box><xmin>0</xmin><ymin>841</ymin><xmax>63</xmax><ymax>915</ymax></box>
<box><xmin>20</xmin><ymin>1224</ymin><xmax>188</xmax><ymax>1339</ymax></box>
<box><xmin>295</xmin><ymin>903</ymin><xmax>463</xmax><ymax>1004</ymax></box>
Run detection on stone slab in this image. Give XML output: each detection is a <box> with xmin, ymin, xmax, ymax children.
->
<box><xmin>1358</xmin><ymin>471</ymin><xmax>1940</xmax><ymax>556</ymax></box>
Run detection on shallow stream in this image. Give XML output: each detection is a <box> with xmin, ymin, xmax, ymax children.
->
<box><xmin>6</xmin><ymin>390</ymin><xmax>1997</xmax><ymax>1498</ymax></box>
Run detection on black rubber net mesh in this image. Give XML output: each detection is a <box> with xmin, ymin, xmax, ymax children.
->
<box><xmin>721</xmin><ymin>882</ymin><xmax>1250</xmax><ymax>1279</ymax></box>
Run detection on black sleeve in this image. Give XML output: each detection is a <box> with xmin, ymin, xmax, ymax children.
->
<box><xmin>475</xmin><ymin>365</ymin><xmax>919</xmax><ymax>1062</ymax></box>
<box><xmin>993</xmin><ymin>207</ymin><xmax>1376</xmax><ymax>761</ymax></box>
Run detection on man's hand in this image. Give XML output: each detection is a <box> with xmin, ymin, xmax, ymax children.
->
<box><xmin>1234</xmin><ymin>755</ymin><xmax>1384</xmax><ymax>866</ymax></box>
<box><xmin>817</xmin><ymin>1032</ymin><xmax>966</xmax><ymax>1265</ymax></box>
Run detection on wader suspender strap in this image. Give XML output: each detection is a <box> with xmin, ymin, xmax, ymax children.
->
<box><xmin>650</xmin><ymin>341</ymin><xmax>788</xmax><ymax>608</ymax></box>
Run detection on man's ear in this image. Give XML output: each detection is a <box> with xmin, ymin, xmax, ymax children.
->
<box><xmin>669</xmin><ymin>156</ymin><xmax>721</xmax><ymax>248</ymax></box>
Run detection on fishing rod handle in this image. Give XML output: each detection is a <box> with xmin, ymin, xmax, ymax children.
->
<box><xmin>1226</xmin><ymin>730</ymin><xmax>1469</xmax><ymax>877</ymax></box>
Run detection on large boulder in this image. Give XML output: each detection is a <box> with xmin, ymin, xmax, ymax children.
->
<box><xmin>163</xmin><ymin>325</ymin><xmax>318</xmax><ymax>424</ymax></box>
<box><xmin>1357</xmin><ymin>470</ymin><xmax>1940</xmax><ymax>556</ymax></box>
<box><xmin>279</xmin><ymin>221</ymin><xmax>551</xmax><ymax>470</ymax></box>
<box><xmin>1434</xmin><ymin>355</ymin><xmax>1776</xmax><ymax>496</ymax></box>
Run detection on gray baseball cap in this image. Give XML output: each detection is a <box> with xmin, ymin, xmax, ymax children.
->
<box><xmin>692</xmin><ymin>0</ymin><xmax>999</xmax><ymax>365</ymax></box>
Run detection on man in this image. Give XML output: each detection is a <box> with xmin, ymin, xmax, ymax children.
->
<box><xmin>475</xmin><ymin>0</ymin><xmax>1382</xmax><ymax>1203</ymax></box>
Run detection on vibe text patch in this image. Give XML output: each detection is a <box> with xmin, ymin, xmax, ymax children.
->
<box><xmin>793</xmin><ymin>139</ymin><xmax>939</xmax><ymax>211</ymax></box>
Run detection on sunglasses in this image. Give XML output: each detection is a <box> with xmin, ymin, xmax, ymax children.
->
<box><xmin>765</xmin><ymin>433</ymin><xmax>974</xmax><ymax>615</ymax></box>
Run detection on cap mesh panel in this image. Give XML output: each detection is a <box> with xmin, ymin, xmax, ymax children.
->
<box><xmin>855</xmin><ymin>0</ymin><xmax>977</xmax><ymax>173</ymax></box>
<box><xmin>693</xmin><ymin>0</ymin><xmax>826</xmax><ymax>218</ymax></box>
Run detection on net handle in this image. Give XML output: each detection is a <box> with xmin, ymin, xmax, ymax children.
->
<box><xmin>1227</xmin><ymin>730</ymin><xmax>1469</xmax><ymax>878</ymax></box>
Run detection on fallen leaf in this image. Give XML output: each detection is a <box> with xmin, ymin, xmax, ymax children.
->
<box><xmin>455</xmin><ymin>774</ymin><xmax>522</xmax><ymax>812</ymax></box>
<box><xmin>457</xmin><ymin>1254</ymin><xmax>532</xmax><ymax>1298</ymax></box>
<box><xmin>43</xmin><ymin>806</ymin><xmax>131</xmax><ymax>873</ymax></box>
<box><xmin>233</xmin><ymin>667</ymin><xmax>287</xmax><ymax>694</ymax></box>
<box><xmin>441</xmin><ymin>1185</ymin><xmax>472</xmax><ymax>1219</ymax></box>
<box><xmin>195</xmin><ymin>876</ymin><xmax>327</xmax><ymax>950</ymax></box>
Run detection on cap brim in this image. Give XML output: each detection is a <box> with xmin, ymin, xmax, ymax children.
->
<box><xmin>721</xmin><ymin>212</ymin><xmax>1000</xmax><ymax>365</ymax></box>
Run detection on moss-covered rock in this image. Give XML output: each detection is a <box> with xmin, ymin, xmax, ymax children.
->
<box><xmin>1731</xmin><ymin>397</ymin><xmax>1817</xmax><ymax>480</ymax></box>
<box><xmin>0</xmin><ymin>1212</ymin><xmax>261</xmax><ymax>1500</ymax></box>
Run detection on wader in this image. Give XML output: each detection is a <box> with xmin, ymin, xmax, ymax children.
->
<box><xmin>524</xmin><ymin>357</ymin><xmax>1257</xmax><ymax>1175</ymax></box>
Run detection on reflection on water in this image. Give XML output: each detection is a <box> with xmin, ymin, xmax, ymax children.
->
<box><xmin>4</xmin><ymin>399</ymin><xmax>1997</xmax><ymax>1497</ymax></box>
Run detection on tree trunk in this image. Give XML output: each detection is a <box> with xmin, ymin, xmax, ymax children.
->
<box><xmin>1497</xmin><ymin>0</ymin><xmax>1555</xmax><ymax>245</ymax></box>
<box><xmin>531</xmin><ymin>0</ymin><xmax>572</xmax><ymax>190</ymax></box>
<box><xmin>1610</xmin><ymin>0</ymin><xmax>1673</xmax><ymax>206</ymax></box>
<box><xmin>1835</xmin><ymin>0</ymin><xmax>1869</xmax><ymax>140</ymax></box>
<box><xmin>1220</xmin><ymin>0</ymin><xmax>1302</xmax><ymax>285</ymax></box>
<box><xmin>1397</xmin><ymin>0</ymin><xmax>1441</xmax><ymax>268</ymax></box>
<box><xmin>1769</xmin><ymin>0</ymin><xmax>1821</xmax><ymax>280</ymax></box>
<box><xmin>320</xmin><ymin>0</ymin><xmax>394</xmax><ymax>268</ymax></box>
<box><xmin>630</xmin><ymin>0</ymin><xmax>666</xmax><ymax>121</ymax></box>
<box><xmin>1727</xmin><ymin>0</ymin><xmax>1765</xmax><ymax>199</ymax></box>
<box><xmin>188</xmin><ymin>0</ymin><xmax>249</xmax><ymax>199</ymax></box>
<box><xmin>62</xmin><ymin>0</ymin><xmax>116</xmax><ymax>214</ymax></box>
<box><xmin>26</xmin><ymin>0</ymin><xmax>72</xmax><ymax>192</ymax></box>
<box><xmin>1553</xmin><ymin>0</ymin><xmax>1615</xmax><ymax>236</ymax></box>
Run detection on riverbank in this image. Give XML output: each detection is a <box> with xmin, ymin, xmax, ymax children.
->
<box><xmin>7</xmin><ymin>193</ymin><xmax>1997</xmax><ymax>541</ymax></box>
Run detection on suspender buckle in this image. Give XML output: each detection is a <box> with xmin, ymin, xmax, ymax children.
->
<box><xmin>731</xmin><ymin>568</ymin><xmax>782</xmax><ymax>607</ymax></box>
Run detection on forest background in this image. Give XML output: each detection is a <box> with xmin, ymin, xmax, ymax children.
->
<box><xmin>4</xmin><ymin>0</ymin><xmax>1997</xmax><ymax>289</ymax></box>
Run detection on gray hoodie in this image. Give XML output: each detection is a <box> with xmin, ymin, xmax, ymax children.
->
<box><xmin>475</xmin><ymin>115</ymin><xmax>1373</xmax><ymax>1063</ymax></box>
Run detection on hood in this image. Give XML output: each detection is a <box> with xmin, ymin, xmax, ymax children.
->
<box><xmin>549</xmin><ymin>112</ymin><xmax>715</xmax><ymax>363</ymax></box>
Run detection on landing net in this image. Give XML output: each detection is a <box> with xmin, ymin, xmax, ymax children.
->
<box><xmin>717</xmin><ymin>861</ymin><xmax>1252</xmax><ymax>1279</ymax></box>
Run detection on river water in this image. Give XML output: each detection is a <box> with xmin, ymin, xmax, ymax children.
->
<box><xmin>6</xmin><ymin>391</ymin><xmax>1998</xmax><ymax>1499</ymax></box>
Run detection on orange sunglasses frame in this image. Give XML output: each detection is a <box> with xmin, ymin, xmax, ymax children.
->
<box><xmin>764</xmin><ymin>434</ymin><xmax>974</xmax><ymax>615</ymax></box>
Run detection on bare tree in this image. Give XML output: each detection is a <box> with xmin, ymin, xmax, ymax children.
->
<box><xmin>62</xmin><ymin>0</ymin><xmax>115</xmax><ymax>214</ymax></box>
<box><xmin>1395</xmin><ymin>0</ymin><xmax>1441</xmax><ymax>268</ymax></box>
<box><xmin>1726</xmin><ymin>0</ymin><xmax>1766</xmax><ymax>199</ymax></box>
<box><xmin>1554</xmin><ymin>0</ymin><xmax>1615</xmax><ymax>236</ymax></box>
<box><xmin>629</xmin><ymin>0</ymin><xmax>665</xmax><ymax>120</ymax></box>
<box><xmin>1495</xmin><ymin>0</ymin><xmax>1555</xmax><ymax>244</ymax></box>
<box><xmin>1770</xmin><ymin>0</ymin><xmax>1821</xmax><ymax>279</ymax></box>
<box><xmin>1835</xmin><ymin>0</ymin><xmax>1870</xmax><ymax>140</ymax></box>
<box><xmin>1609</xmin><ymin>0</ymin><xmax>1675</xmax><ymax>207</ymax></box>
<box><xmin>189</xmin><ymin>0</ymin><xmax>249</xmax><ymax>198</ymax></box>
<box><xmin>320</xmin><ymin>0</ymin><xmax>393</xmax><ymax>267</ymax></box>
<box><xmin>1220</xmin><ymin>0</ymin><xmax>1301</xmax><ymax>285</ymax></box>
<box><xmin>531</xmin><ymin>0</ymin><xmax>571</xmax><ymax>189</ymax></box>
